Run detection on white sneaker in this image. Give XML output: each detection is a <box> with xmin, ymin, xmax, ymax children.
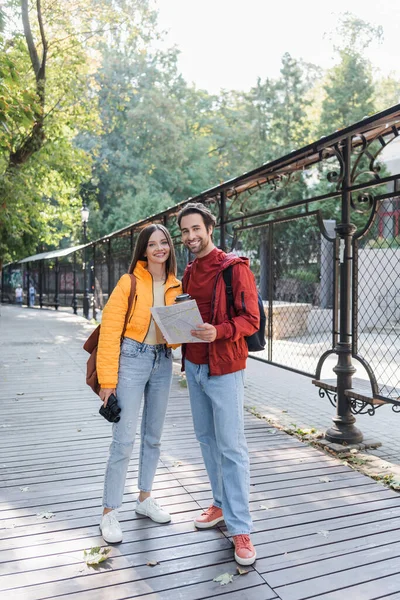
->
<box><xmin>100</xmin><ymin>510</ymin><xmax>123</xmax><ymax>543</ymax></box>
<box><xmin>135</xmin><ymin>497</ymin><xmax>171</xmax><ymax>523</ymax></box>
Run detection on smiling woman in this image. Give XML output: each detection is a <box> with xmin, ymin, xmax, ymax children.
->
<box><xmin>95</xmin><ymin>223</ymin><xmax>182</xmax><ymax>544</ymax></box>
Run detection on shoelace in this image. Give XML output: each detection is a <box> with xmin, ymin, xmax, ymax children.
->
<box><xmin>234</xmin><ymin>534</ymin><xmax>252</xmax><ymax>550</ymax></box>
<box><xmin>147</xmin><ymin>497</ymin><xmax>161</xmax><ymax>510</ymax></box>
<box><xmin>105</xmin><ymin>511</ymin><xmax>119</xmax><ymax>526</ymax></box>
<box><xmin>202</xmin><ymin>506</ymin><xmax>219</xmax><ymax>517</ymax></box>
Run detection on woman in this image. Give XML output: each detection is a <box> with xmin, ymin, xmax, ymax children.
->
<box><xmin>97</xmin><ymin>224</ymin><xmax>182</xmax><ymax>544</ymax></box>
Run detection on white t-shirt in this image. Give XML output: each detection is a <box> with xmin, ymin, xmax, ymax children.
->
<box><xmin>144</xmin><ymin>281</ymin><xmax>166</xmax><ymax>345</ymax></box>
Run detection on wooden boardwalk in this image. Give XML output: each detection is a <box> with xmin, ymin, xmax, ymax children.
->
<box><xmin>1</xmin><ymin>304</ymin><xmax>400</xmax><ymax>600</ymax></box>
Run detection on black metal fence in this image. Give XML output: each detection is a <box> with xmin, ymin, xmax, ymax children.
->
<box><xmin>2</xmin><ymin>104</ymin><xmax>400</xmax><ymax>444</ymax></box>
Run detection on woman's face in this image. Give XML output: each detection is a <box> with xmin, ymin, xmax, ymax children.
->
<box><xmin>145</xmin><ymin>229</ymin><xmax>170</xmax><ymax>267</ymax></box>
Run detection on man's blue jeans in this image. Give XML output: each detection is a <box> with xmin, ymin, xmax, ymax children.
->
<box><xmin>185</xmin><ymin>359</ymin><xmax>252</xmax><ymax>535</ymax></box>
<box><xmin>103</xmin><ymin>339</ymin><xmax>172</xmax><ymax>509</ymax></box>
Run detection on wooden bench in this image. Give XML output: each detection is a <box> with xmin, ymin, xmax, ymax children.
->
<box><xmin>312</xmin><ymin>377</ymin><xmax>400</xmax><ymax>415</ymax></box>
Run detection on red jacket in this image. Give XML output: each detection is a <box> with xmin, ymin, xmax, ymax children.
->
<box><xmin>182</xmin><ymin>252</ymin><xmax>260</xmax><ymax>376</ymax></box>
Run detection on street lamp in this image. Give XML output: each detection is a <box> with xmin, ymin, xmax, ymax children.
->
<box><xmin>81</xmin><ymin>204</ymin><xmax>90</xmax><ymax>319</ymax></box>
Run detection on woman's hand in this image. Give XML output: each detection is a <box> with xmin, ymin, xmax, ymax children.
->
<box><xmin>99</xmin><ymin>388</ymin><xmax>116</xmax><ymax>406</ymax></box>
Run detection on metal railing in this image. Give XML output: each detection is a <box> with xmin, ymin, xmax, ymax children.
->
<box><xmin>2</xmin><ymin>104</ymin><xmax>400</xmax><ymax>444</ymax></box>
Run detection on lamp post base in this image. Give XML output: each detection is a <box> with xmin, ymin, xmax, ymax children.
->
<box><xmin>325</xmin><ymin>418</ymin><xmax>363</xmax><ymax>445</ymax></box>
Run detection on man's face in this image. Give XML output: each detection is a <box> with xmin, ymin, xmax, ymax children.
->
<box><xmin>180</xmin><ymin>213</ymin><xmax>214</xmax><ymax>258</ymax></box>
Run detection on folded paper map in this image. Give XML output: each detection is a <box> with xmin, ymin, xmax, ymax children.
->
<box><xmin>150</xmin><ymin>300</ymin><xmax>207</xmax><ymax>344</ymax></box>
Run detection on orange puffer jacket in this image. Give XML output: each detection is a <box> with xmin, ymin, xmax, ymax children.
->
<box><xmin>97</xmin><ymin>261</ymin><xmax>182</xmax><ymax>388</ymax></box>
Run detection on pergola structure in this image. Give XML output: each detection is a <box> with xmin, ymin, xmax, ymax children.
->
<box><xmin>2</xmin><ymin>103</ymin><xmax>400</xmax><ymax>445</ymax></box>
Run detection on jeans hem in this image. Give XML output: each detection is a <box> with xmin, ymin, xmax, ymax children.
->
<box><xmin>229</xmin><ymin>530</ymin><xmax>252</xmax><ymax>536</ymax></box>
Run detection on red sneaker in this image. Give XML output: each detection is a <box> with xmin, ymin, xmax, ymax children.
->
<box><xmin>194</xmin><ymin>505</ymin><xmax>224</xmax><ymax>529</ymax></box>
<box><xmin>233</xmin><ymin>534</ymin><xmax>256</xmax><ymax>565</ymax></box>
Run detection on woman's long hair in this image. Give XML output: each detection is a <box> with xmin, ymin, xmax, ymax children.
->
<box><xmin>128</xmin><ymin>224</ymin><xmax>177</xmax><ymax>281</ymax></box>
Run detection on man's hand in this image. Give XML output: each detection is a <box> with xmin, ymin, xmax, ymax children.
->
<box><xmin>99</xmin><ymin>388</ymin><xmax>116</xmax><ymax>406</ymax></box>
<box><xmin>191</xmin><ymin>323</ymin><xmax>217</xmax><ymax>342</ymax></box>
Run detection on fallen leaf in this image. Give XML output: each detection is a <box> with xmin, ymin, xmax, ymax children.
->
<box><xmin>213</xmin><ymin>573</ymin><xmax>234</xmax><ymax>586</ymax></box>
<box><xmin>16</xmin><ymin>393</ymin><xmax>24</xmax><ymax>396</ymax></box>
<box><xmin>237</xmin><ymin>567</ymin><xmax>249</xmax><ymax>576</ymax></box>
<box><xmin>319</xmin><ymin>476</ymin><xmax>331</xmax><ymax>483</ymax></box>
<box><xmin>282</xmin><ymin>410</ymin><xmax>288</xmax><ymax>413</ymax></box>
<box><xmin>173</xmin><ymin>461</ymin><xmax>183</xmax><ymax>467</ymax></box>
<box><xmin>83</xmin><ymin>546</ymin><xmax>111</xmax><ymax>566</ymax></box>
<box><xmin>318</xmin><ymin>530</ymin><xmax>330</xmax><ymax>538</ymax></box>
<box><xmin>37</xmin><ymin>511</ymin><xmax>55</xmax><ymax>519</ymax></box>
<box><xmin>77</xmin><ymin>429</ymin><xmax>82</xmax><ymax>432</ymax></box>
<box><xmin>259</xmin><ymin>504</ymin><xmax>269</xmax><ymax>510</ymax></box>
<box><xmin>146</xmin><ymin>559</ymin><xmax>159</xmax><ymax>566</ymax></box>
<box><xmin>19</xmin><ymin>486</ymin><xmax>29</xmax><ymax>492</ymax></box>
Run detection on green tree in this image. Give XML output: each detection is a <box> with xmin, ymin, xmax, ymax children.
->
<box><xmin>319</xmin><ymin>14</ymin><xmax>382</xmax><ymax>135</ymax></box>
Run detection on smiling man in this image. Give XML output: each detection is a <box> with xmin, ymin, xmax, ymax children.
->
<box><xmin>177</xmin><ymin>202</ymin><xmax>260</xmax><ymax>566</ymax></box>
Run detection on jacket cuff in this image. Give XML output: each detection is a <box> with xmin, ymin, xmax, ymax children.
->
<box><xmin>215</xmin><ymin>323</ymin><xmax>229</xmax><ymax>340</ymax></box>
<box><xmin>101</xmin><ymin>383</ymin><xmax>117</xmax><ymax>389</ymax></box>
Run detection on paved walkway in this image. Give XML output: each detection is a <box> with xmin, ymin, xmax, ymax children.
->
<box><xmin>71</xmin><ymin>304</ymin><xmax>400</xmax><ymax>464</ymax></box>
<box><xmin>2</xmin><ymin>304</ymin><xmax>400</xmax><ymax>599</ymax></box>
<box><xmin>244</xmin><ymin>359</ymin><xmax>400</xmax><ymax>465</ymax></box>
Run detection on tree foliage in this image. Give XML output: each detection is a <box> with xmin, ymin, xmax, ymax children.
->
<box><xmin>0</xmin><ymin>5</ymin><xmax>398</xmax><ymax>269</ymax></box>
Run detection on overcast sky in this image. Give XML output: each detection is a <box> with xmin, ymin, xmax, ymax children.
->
<box><xmin>155</xmin><ymin>0</ymin><xmax>400</xmax><ymax>93</ymax></box>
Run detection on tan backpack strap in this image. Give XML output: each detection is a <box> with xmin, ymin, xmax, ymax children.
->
<box><xmin>121</xmin><ymin>274</ymin><xmax>136</xmax><ymax>338</ymax></box>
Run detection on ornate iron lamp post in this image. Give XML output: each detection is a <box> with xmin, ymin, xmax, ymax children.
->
<box><xmin>81</xmin><ymin>204</ymin><xmax>90</xmax><ymax>319</ymax></box>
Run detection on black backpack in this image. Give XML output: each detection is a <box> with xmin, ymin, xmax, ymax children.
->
<box><xmin>223</xmin><ymin>266</ymin><xmax>266</xmax><ymax>352</ymax></box>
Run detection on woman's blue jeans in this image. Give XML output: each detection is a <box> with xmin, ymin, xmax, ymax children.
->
<box><xmin>103</xmin><ymin>339</ymin><xmax>172</xmax><ymax>509</ymax></box>
<box><xmin>185</xmin><ymin>359</ymin><xmax>252</xmax><ymax>535</ymax></box>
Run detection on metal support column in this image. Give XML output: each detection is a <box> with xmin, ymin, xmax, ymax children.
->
<box><xmin>72</xmin><ymin>252</ymin><xmax>78</xmax><ymax>315</ymax></box>
<box><xmin>92</xmin><ymin>244</ymin><xmax>97</xmax><ymax>321</ymax></box>
<box><xmin>26</xmin><ymin>262</ymin><xmax>30</xmax><ymax>307</ymax></box>
<box><xmin>219</xmin><ymin>190</ymin><xmax>227</xmax><ymax>251</ymax></box>
<box><xmin>325</xmin><ymin>137</ymin><xmax>363</xmax><ymax>444</ymax></box>
<box><xmin>107</xmin><ymin>239</ymin><xmax>112</xmax><ymax>298</ymax></box>
<box><xmin>54</xmin><ymin>258</ymin><xmax>59</xmax><ymax>310</ymax></box>
<box><xmin>39</xmin><ymin>260</ymin><xmax>43</xmax><ymax>308</ymax></box>
<box><xmin>1</xmin><ymin>266</ymin><xmax>5</xmax><ymax>303</ymax></box>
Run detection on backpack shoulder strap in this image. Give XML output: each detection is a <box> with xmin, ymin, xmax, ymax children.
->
<box><xmin>222</xmin><ymin>265</ymin><xmax>234</xmax><ymax>317</ymax></box>
<box><xmin>122</xmin><ymin>274</ymin><xmax>136</xmax><ymax>337</ymax></box>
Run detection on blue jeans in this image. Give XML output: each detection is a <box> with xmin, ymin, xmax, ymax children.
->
<box><xmin>103</xmin><ymin>339</ymin><xmax>172</xmax><ymax>509</ymax></box>
<box><xmin>185</xmin><ymin>359</ymin><xmax>252</xmax><ymax>535</ymax></box>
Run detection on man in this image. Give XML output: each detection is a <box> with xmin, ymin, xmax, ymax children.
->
<box><xmin>177</xmin><ymin>202</ymin><xmax>259</xmax><ymax>566</ymax></box>
<box><xmin>15</xmin><ymin>285</ymin><xmax>23</xmax><ymax>306</ymax></box>
<box><xmin>29</xmin><ymin>283</ymin><xmax>36</xmax><ymax>307</ymax></box>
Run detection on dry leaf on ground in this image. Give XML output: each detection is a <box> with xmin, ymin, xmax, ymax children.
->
<box><xmin>237</xmin><ymin>567</ymin><xmax>249</xmax><ymax>575</ymax></box>
<box><xmin>36</xmin><ymin>511</ymin><xmax>55</xmax><ymax>519</ymax></box>
<box><xmin>83</xmin><ymin>546</ymin><xmax>111</xmax><ymax>566</ymax></box>
<box><xmin>146</xmin><ymin>559</ymin><xmax>159</xmax><ymax>566</ymax></box>
<box><xmin>213</xmin><ymin>573</ymin><xmax>234</xmax><ymax>585</ymax></box>
<box><xmin>319</xmin><ymin>476</ymin><xmax>331</xmax><ymax>483</ymax></box>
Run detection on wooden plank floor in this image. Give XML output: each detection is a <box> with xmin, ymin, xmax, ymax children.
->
<box><xmin>1</xmin><ymin>305</ymin><xmax>400</xmax><ymax>599</ymax></box>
